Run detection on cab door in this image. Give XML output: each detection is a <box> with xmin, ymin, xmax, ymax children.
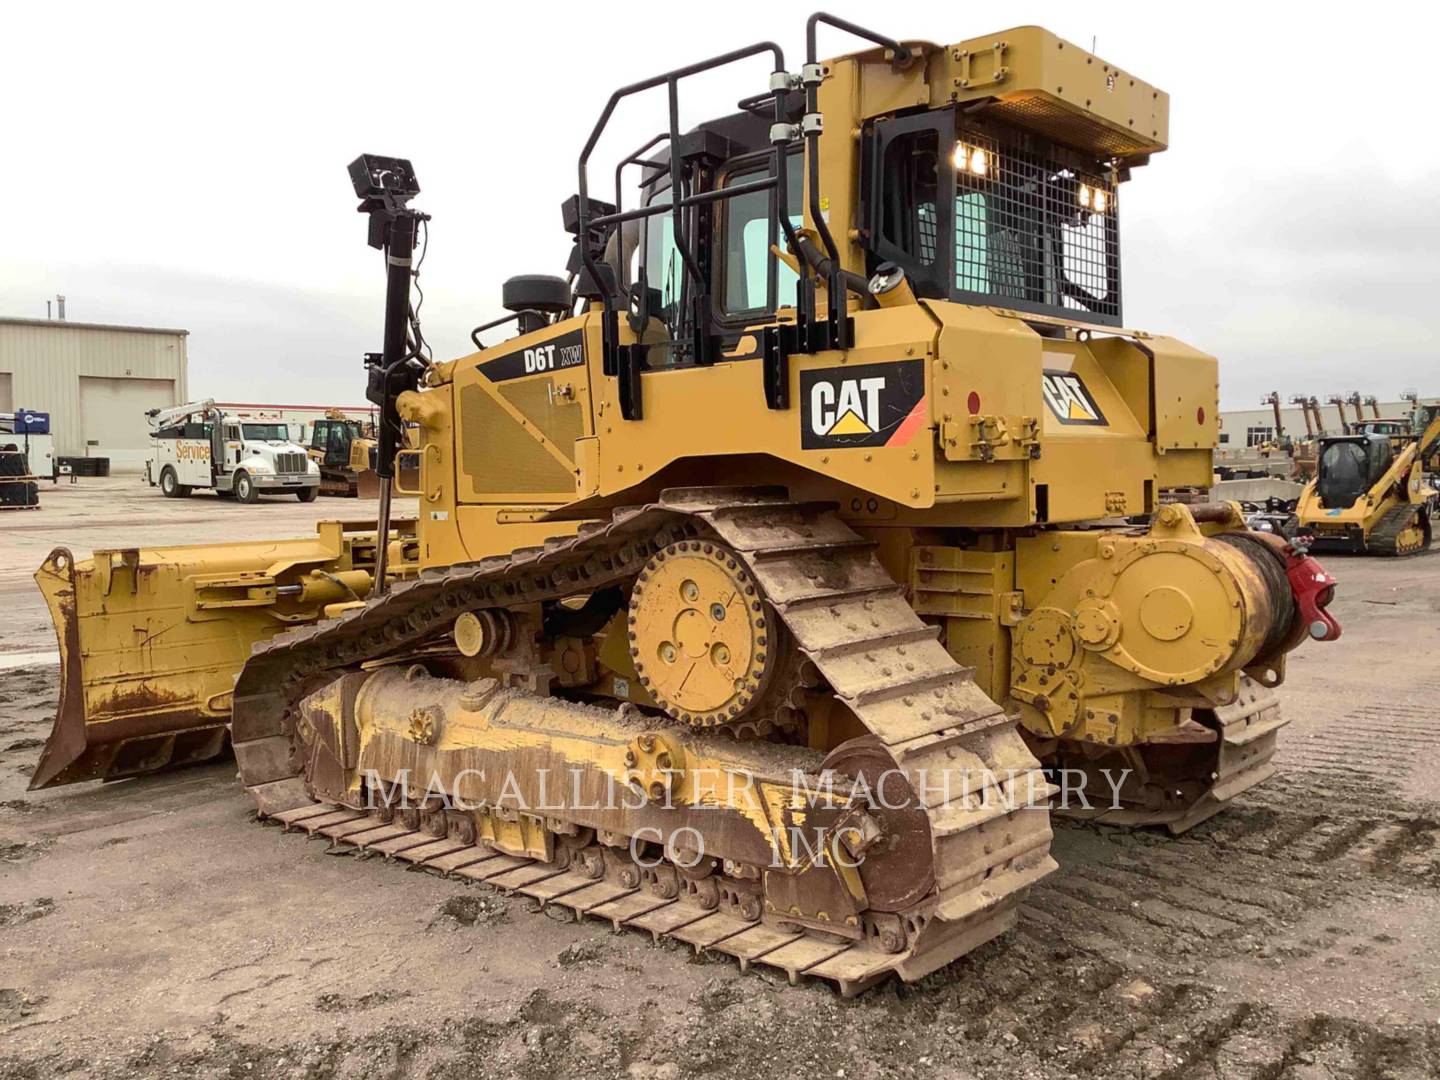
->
<box><xmin>308</xmin><ymin>420</ymin><xmax>330</xmax><ymax>457</ymax></box>
<box><xmin>327</xmin><ymin>423</ymin><xmax>352</xmax><ymax>469</ymax></box>
<box><xmin>220</xmin><ymin>424</ymin><xmax>243</xmax><ymax>479</ymax></box>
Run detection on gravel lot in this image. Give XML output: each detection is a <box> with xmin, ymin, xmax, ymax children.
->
<box><xmin>1</xmin><ymin>479</ymin><xmax>1437</xmax><ymax>1079</ymax></box>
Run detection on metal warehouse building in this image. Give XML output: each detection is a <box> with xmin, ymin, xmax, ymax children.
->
<box><xmin>0</xmin><ymin>317</ymin><xmax>189</xmax><ymax>473</ymax></box>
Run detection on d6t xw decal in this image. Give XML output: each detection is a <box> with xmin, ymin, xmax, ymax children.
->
<box><xmin>477</xmin><ymin>329</ymin><xmax>586</xmax><ymax>383</ymax></box>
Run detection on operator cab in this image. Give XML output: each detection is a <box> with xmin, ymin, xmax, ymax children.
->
<box><xmin>622</xmin><ymin>104</ymin><xmax>1126</xmax><ymax>362</ymax></box>
<box><xmin>1316</xmin><ymin>434</ymin><xmax>1392</xmax><ymax>510</ymax></box>
<box><xmin>630</xmin><ymin>108</ymin><xmax>1123</xmax><ymax>338</ymax></box>
<box><xmin>553</xmin><ymin>30</ymin><xmax>1151</xmax><ymax>418</ymax></box>
<box><xmin>626</xmin><ymin>112</ymin><xmax>807</xmax><ymax>368</ymax></box>
<box><xmin>312</xmin><ymin>417</ymin><xmax>356</xmax><ymax>470</ymax></box>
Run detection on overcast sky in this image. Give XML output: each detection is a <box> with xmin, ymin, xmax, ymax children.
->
<box><xmin>2</xmin><ymin>1</ymin><xmax>1436</xmax><ymax>409</ymax></box>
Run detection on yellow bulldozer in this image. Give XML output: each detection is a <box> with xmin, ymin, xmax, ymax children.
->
<box><xmin>30</xmin><ymin>16</ymin><xmax>1342</xmax><ymax>995</ymax></box>
<box><xmin>1296</xmin><ymin>404</ymin><xmax>1440</xmax><ymax>555</ymax></box>
<box><xmin>307</xmin><ymin>409</ymin><xmax>383</xmax><ymax>498</ymax></box>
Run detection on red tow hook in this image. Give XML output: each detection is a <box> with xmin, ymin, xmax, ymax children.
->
<box><xmin>1285</xmin><ymin>545</ymin><xmax>1341</xmax><ymax>641</ymax></box>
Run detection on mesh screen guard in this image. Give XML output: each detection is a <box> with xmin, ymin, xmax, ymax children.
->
<box><xmin>950</xmin><ymin>130</ymin><xmax>1120</xmax><ymax>321</ymax></box>
<box><xmin>879</xmin><ymin>116</ymin><xmax>1123</xmax><ymax>324</ymax></box>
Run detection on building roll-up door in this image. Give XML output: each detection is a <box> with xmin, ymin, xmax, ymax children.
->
<box><xmin>78</xmin><ymin>375</ymin><xmax>176</xmax><ymax>474</ymax></box>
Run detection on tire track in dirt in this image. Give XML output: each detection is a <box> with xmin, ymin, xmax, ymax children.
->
<box><xmin>945</xmin><ymin>674</ymin><xmax>1440</xmax><ymax>1079</ymax></box>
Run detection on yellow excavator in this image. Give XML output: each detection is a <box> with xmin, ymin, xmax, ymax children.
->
<box><xmin>29</xmin><ymin>16</ymin><xmax>1341</xmax><ymax>994</ymax></box>
<box><xmin>1297</xmin><ymin>404</ymin><xmax>1440</xmax><ymax>555</ymax></box>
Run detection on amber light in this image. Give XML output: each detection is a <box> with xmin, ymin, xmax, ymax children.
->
<box><xmin>952</xmin><ymin>142</ymin><xmax>993</xmax><ymax>177</ymax></box>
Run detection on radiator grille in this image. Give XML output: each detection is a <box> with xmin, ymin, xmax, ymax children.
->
<box><xmin>500</xmin><ymin>380</ymin><xmax>584</xmax><ymax>452</ymax></box>
<box><xmin>459</xmin><ymin>385</ymin><xmax>576</xmax><ymax>495</ymax></box>
<box><xmin>274</xmin><ymin>452</ymin><xmax>307</xmax><ymax>475</ymax></box>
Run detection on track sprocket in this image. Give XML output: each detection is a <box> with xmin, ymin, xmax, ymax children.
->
<box><xmin>628</xmin><ymin>541</ymin><xmax>776</xmax><ymax>728</ymax></box>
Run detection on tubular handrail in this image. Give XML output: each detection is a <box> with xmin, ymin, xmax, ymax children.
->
<box><xmin>575</xmin><ymin>40</ymin><xmax>788</xmax><ymax>371</ymax></box>
<box><xmin>612</xmin><ymin>132</ymin><xmax>672</xmax><ymax>295</ymax></box>
<box><xmin>803</xmin><ymin>13</ymin><xmax>915</xmax><ymax>349</ymax></box>
<box><xmin>571</xmin><ymin>14</ymin><xmax>910</xmax><ymax>377</ymax></box>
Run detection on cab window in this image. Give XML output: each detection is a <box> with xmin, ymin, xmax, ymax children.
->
<box><xmin>720</xmin><ymin>154</ymin><xmax>804</xmax><ymax>314</ymax></box>
<box><xmin>880</xmin><ymin>129</ymin><xmax>939</xmax><ymax>268</ymax></box>
<box><xmin>640</xmin><ymin>186</ymin><xmax>681</xmax><ymax>328</ymax></box>
<box><xmin>242</xmin><ymin>423</ymin><xmax>290</xmax><ymax>441</ymax></box>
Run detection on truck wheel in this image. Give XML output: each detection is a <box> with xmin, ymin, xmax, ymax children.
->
<box><xmin>159</xmin><ymin>467</ymin><xmax>190</xmax><ymax>498</ymax></box>
<box><xmin>296</xmin><ymin>486</ymin><xmax>318</xmax><ymax>503</ymax></box>
<box><xmin>234</xmin><ymin>471</ymin><xmax>259</xmax><ymax>504</ymax></box>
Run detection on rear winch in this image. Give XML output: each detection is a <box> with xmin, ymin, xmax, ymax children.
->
<box><xmin>1010</xmin><ymin>503</ymin><xmax>1331</xmax><ymax>749</ymax></box>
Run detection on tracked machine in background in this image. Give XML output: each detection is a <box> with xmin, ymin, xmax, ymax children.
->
<box><xmin>1297</xmin><ymin>405</ymin><xmax>1440</xmax><ymax>555</ymax></box>
<box><xmin>31</xmin><ymin>15</ymin><xmax>1341</xmax><ymax>993</ymax></box>
<box><xmin>307</xmin><ymin>410</ymin><xmax>383</xmax><ymax>498</ymax></box>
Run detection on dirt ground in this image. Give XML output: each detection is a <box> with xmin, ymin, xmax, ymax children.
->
<box><xmin>1</xmin><ymin>479</ymin><xmax>1438</xmax><ymax>1079</ymax></box>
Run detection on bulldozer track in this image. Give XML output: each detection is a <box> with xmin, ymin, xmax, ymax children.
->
<box><xmin>1365</xmin><ymin>503</ymin><xmax>1429</xmax><ymax>556</ymax></box>
<box><xmin>230</xmin><ymin>489</ymin><xmax>1056</xmax><ymax>995</ymax></box>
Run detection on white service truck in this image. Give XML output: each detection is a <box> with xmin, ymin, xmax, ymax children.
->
<box><xmin>146</xmin><ymin>400</ymin><xmax>320</xmax><ymax>503</ymax></box>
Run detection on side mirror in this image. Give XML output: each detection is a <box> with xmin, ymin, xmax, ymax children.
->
<box><xmin>561</xmin><ymin>194</ymin><xmax>617</xmax><ymax>237</ymax></box>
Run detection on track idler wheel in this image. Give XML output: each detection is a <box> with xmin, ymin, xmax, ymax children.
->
<box><xmin>822</xmin><ymin>736</ymin><xmax>935</xmax><ymax>913</ymax></box>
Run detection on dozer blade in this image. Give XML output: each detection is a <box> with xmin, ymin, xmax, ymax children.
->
<box><xmin>353</xmin><ymin>468</ymin><xmax>384</xmax><ymax>500</ymax></box>
<box><xmin>29</xmin><ymin>521</ymin><xmax>387</xmax><ymax>789</ymax></box>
